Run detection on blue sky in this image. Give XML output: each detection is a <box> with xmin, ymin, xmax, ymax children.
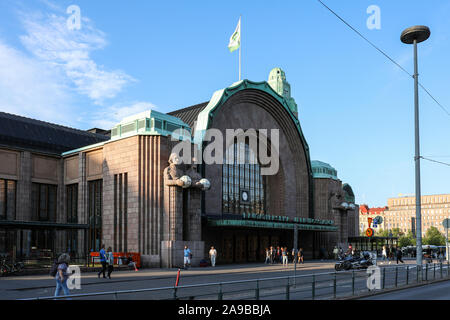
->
<box><xmin>0</xmin><ymin>0</ymin><xmax>449</xmax><ymax>207</ymax></box>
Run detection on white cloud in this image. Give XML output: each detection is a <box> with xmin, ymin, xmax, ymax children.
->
<box><xmin>19</xmin><ymin>9</ymin><xmax>135</xmax><ymax>104</ymax></box>
<box><xmin>0</xmin><ymin>39</ymin><xmax>76</xmax><ymax>126</ymax></box>
<box><xmin>0</xmin><ymin>3</ymin><xmax>155</xmax><ymax>131</ymax></box>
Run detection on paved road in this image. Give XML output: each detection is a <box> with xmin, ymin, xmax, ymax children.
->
<box><xmin>360</xmin><ymin>279</ymin><xmax>450</xmax><ymax>300</ymax></box>
<box><xmin>1</xmin><ymin>259</ymin><xmax>447</xmax><ymax>300</ymax></box>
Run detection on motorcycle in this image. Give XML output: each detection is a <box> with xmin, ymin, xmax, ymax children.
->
<box><xmin>335</xmin><ymin>253</ymin><xmax>354</xmax><ymax>271</ymax></box>
<box><xmin>335</xmin><ymin>252</ymin><xmax>373</xmax><ymax>271</ymax></box>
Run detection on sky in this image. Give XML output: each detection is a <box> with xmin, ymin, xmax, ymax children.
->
<box><xmin>0</xmin><ymin>0</ymin><xmax>449</xmax><ymax>208</ymax></box>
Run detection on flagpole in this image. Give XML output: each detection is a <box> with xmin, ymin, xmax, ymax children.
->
<box><xmin>239</xmin><ymin>15</ymin><xmax>241</xmax><ymax>81</ymax></box>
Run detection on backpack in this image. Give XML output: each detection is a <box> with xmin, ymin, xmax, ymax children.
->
<box><xmin>50</xmin><ymin>260</ymin><xmax>59</xmax><ymax>277</ymax></box>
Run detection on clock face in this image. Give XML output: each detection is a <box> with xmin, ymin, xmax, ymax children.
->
<box><xmin>241</xmin><ymin>191</ymin><xmax>248</xmax><ymax>202</ymax></box>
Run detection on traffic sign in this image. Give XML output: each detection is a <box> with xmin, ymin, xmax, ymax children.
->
<box><xmin>365</xmin><ymin>228</ymin><xmax>374</xmax><ymax>237</ymax></box>
<box><xmin>443</xmin><ymin>218</ymin><xmax>450</xmax><ymax>229</ymax></box>
<box><xmin>374</xmin><ymin>216</ymin><xmax>383</xmax><ymax>225</ymax></box>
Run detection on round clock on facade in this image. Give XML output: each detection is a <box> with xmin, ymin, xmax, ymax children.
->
<box><xmin>241</xmin><ymin>190</ymin><xmax>249</xmax><ymax>202</ymax></box>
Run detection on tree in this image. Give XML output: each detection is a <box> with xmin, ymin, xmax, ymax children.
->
<box><xmin>398</xmin><ymin>231</ymin><xmax>416</xmax><ymax>248</ymax></box>
<box><xmin>423</xmin><ymin>227</ymin><xmax>446</xmax><ymax>246</ymax></box>
<box><xmin>376</xmin><ymin>228</ymin><xmax>388</xmax><ymax>237</ymax></box>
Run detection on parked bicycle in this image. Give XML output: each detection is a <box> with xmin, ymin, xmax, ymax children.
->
<box><xmin>0</xmin><ymin>259</ymin><xmax>24</xmax><ymax>276</ymax></box>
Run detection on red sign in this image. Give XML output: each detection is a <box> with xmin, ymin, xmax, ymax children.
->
<box><xmin>365</xmin><ymin>228</ymin><xmax>374</xmax><ymax>237</ymax></box>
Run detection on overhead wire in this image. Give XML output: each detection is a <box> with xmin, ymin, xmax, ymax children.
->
<box><xmin>316</xmin><ymin>0</ymin><xmax>450</xmax><ymax>118</ymax></box>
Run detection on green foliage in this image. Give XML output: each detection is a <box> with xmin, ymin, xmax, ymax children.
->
<box><xmin>377</xmin><ymin>228</ymin><xmax>404</xmax><ymax>237</ymax></box>
<box><xmin>398</xmin><ymin>231</ymin><xmax>416</xmax><ymax>247</ymax></box>
<box><xmin>423</xmin><ymin>227</ymin><xmax>446</xmax><ymax>246</ymax></box>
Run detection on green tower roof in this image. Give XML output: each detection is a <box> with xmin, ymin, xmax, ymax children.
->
<box><xmin>311</xmin><ymin>160</ymin><xmax>338</xmax><ymax>180</ymax></box>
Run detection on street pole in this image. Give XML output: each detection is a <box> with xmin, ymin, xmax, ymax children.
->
<box><xmin>293</xmin><ymin>224</ymin><xmax>298</xmax><ymax>286</ymax></box>
<box><xmin>400</xmin><ymin>25</ymin><xmax>430</xmax><ymax>269</ymax></box>
<box><xmin>413</xmin><ymin>37</ymin><xmax>423</xmax><ymax>268</ymax></box>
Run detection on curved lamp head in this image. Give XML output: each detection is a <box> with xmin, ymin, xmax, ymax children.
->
<box><xmin>401</xmin><ymin>25</ymin><xmax>430</xmax><ymax>44</ymax></box>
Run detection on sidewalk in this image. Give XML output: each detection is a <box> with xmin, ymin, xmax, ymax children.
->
<box><xmin>1</xmin><ymin>260</ymin><xmax>337</xmax><ymax>291</ymax></box>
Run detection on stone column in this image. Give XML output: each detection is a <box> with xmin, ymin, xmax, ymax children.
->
<box><xmin>187</xmin><ymin>189</ymin><xmax>202</xmax><ymax>241</ymax></box>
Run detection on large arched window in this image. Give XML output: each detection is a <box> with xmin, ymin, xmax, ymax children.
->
<box><xmin>222</xmin><ymin>138</ymin><xmax>266</xmax><ymax>215</ymax></box>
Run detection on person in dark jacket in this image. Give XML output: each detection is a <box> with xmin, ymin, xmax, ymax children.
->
<box><xmin>396</xmin><ymin>247</ymin><xmax>404</xmax><ymax>264</ymax></box>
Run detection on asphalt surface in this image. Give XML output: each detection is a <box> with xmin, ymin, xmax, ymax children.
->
<box><xmin>360</xmin><ymin>279</ymin><xmax>450</xmax><ymax>300</ymax></box>
<box><xmin>1</xmin><ymin>259</ymin><xmax>448</xmax><ymax>300</ymax></box>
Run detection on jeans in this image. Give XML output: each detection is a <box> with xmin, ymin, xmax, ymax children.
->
<box><xmin>210</xmin><ymin>255</ymin><xmax>216</xmax><ymax>267</ymax></box>
<box><xmin>54</xmin><ymin>278</ymin><xmax>71</xmax><ymax>298</ymax></box>
<box><xmin>282</xmin><ymin>256</ymin><xmax>288</xmax><ymax>265</ymax></box>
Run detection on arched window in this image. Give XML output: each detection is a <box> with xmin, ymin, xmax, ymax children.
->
<box><xmin>222</xmin><ymin>139</ymin><xmax>266</xmax><ymax>215</ymax></box>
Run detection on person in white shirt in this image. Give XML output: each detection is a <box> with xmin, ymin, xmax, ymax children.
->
<box><xmin>209</xmin><ymin>246</ymin><xmax>217</xmax><ymax>267</ymax></box>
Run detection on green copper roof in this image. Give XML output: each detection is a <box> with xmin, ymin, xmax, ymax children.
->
<box><xmin>110</xmin><ymin>110</ymin><xmax>191</xmax><ymax>141</ymax></box>
<box><xmin>267</xmin><ymin>68</ymin><xmax>298</xmax><ymax>116</ymax></box>
<box><xmin>62</xmin><ymin>110</ymin><xmax>191</xmax><ymax>156</ymax></box>
<box><xmin>311</xmin><ymin>160</ymin><xmax>338</xmax><ymax>180</ymax></box>
<box><xmin>343</xmin><ymin>183</ymin><xmax>355</xmax><ymax>203</ymax></box>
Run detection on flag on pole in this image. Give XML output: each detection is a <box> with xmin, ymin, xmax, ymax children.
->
<box><xmin>228</xmin><ymin>17</ymin><xmax>241</xmax><ymax>53</ymax></box>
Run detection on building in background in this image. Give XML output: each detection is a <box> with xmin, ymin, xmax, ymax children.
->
<box><xmin>385</xmin><ymin>194</ymin><xmax>450</xmax><ymax>237</ymax></box>
<box><xmin>359</xmin><ymin>205</ymin><xmax>388</xmax><ymax>233</ymax></box>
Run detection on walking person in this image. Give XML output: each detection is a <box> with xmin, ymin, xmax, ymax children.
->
<box><xmin>54</xmin><ymin>253</ymin><xmax>71</xmax><ymax>298</ymax></box>
<box><xmin>270</xmin><ymin>246</ymin><xmax>274</xmax><ymax>264</ymax></box>
<box><xmin>382</xmin><ymin>245</ymin><xmax>387</xmax><ymax>264</ymax></box>
<box><xmin>106</xmin><ymin>247</ymin><xmax>114</xmax><ymax>279</ymax></box>
<box><xmin>386</xmin><ymin>246</ymin><xmax>391</xmax><ymax>264</ymax></box>
<box><xmin>282</xmin><ymin>247</ymin><xmax>288</xmax><ymax>266</ymax></box>
<box><xmin>276</xmin><ymin>246</ymin><xmax>281</xmax><ymax>264</ymax></box>
<box><xmin>265</xmin><ymin>248</ymin><xmax>271</xmax><ymax>264</ymax></box>
<box><xmin>209</xmin><ymin>246</ymin><xmax>217</xmax><ymax>267</ymax></box>
<box><xmin>333</xmin><ymin>246</ymin><xmax>339</xmax><ymax>260</ymax></box>
<box><xmin>183</xmin><ymin>245</ymin><xmax>191</xmax><ymax>269</ymax></box>
<box><xmin>396</xmin><ymin>247</ymin><xmax>404</xmax><ymax>264</ymax></box>
<box><xmin>98</xmin><ymin>244</ymin><xmax>107</xmax><ymax>278</ymax></box>
<box><xmin>298</xmin><ymin>248</ymin><xmax>304</xmax><ymax>264</ymax></box>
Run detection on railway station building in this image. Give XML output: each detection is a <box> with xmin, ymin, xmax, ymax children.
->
<box><xmin>0</xmin><ymin>68</ymin><xmax>359</xmax><ymax>267</ymax></box>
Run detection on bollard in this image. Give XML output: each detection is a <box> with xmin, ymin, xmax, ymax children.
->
<box><xmin>440</xmin><ymin>262</ymin><xmax>443</xmax><ymax>279</ymax></box>
<box><xmin>382</xmin><ymin>267</ymin><xmax>386</xmax><ymax>289</ymax></box>
<box><xmin>333</xmin><ymin>273</ymin><xmax>337</xmax><ymax>298</ymax></box>
<box><xmin>175</xmin><ymin>269</ymin><xmax>181</xmax><ymax>287</ymax></box>
<box><xmin>255</xmin><ymin>280</ymin><xmax>260</xmax><ymax>300</ymax></box>
<box><xmin>425</xmin><ymin>264</ymin><xmax>428</xmax><ymax>281</ymax></box>
<box><xmin>312</xmin><ymin>275</ymin><xmax>316</xmax><ymax>300</ymax></box>
<box><xmin>173</xmin><ymin>287</ymin><xmax>178</xmax><ymax>300</ymax></box>
<box><xmin>218</xmin><ymin>283</ymin><xmax>223</xmax><ymax>300</ymax></box>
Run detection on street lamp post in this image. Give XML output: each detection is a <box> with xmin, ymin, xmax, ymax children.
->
<box><xmin>400</xmin><ymin>25</ymin><xmax>430</xmax><ymax>268</ymax></box>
